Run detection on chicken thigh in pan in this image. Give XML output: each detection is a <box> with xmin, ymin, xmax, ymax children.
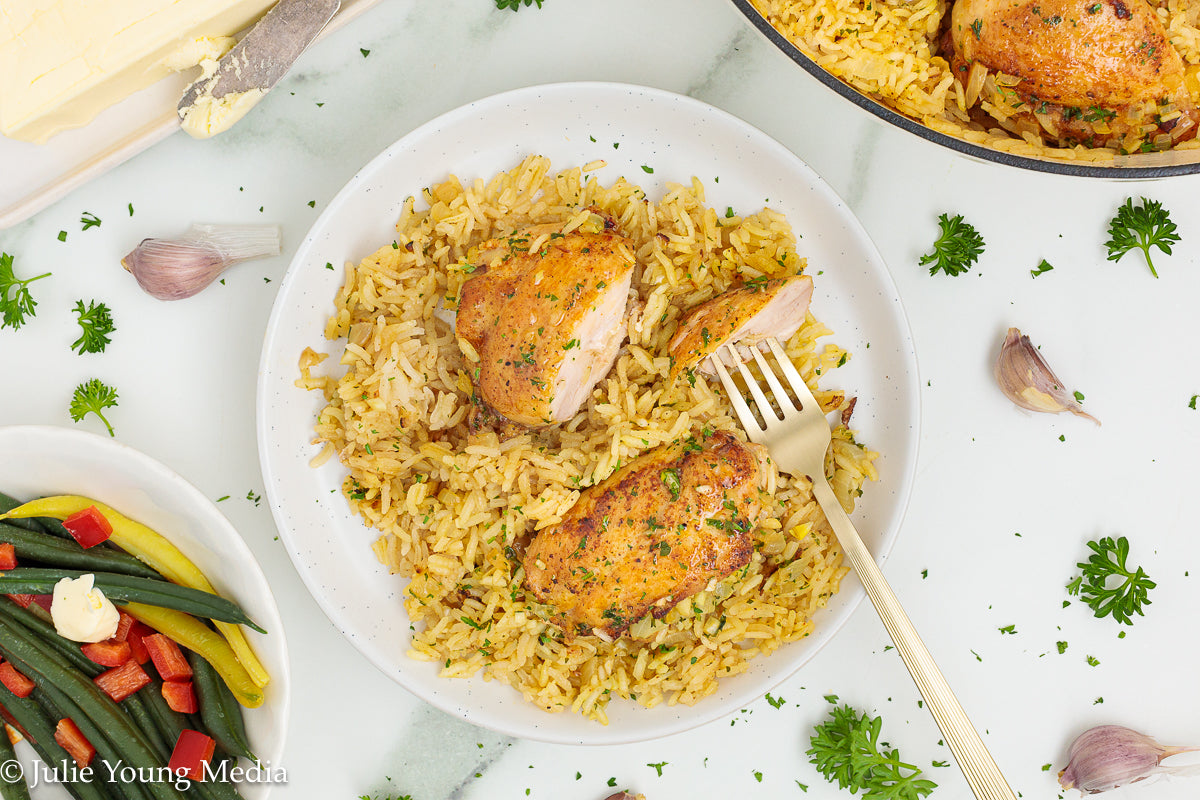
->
<box><xmin>947</xmin><ymin>0</ymin><xmax>1198</xmax><ymax>150</ymax></box>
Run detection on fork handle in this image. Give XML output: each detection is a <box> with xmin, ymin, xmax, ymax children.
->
<box><xmin>811</xmin><ymin>480</ymin><xmax>1017</xmax><ymax>800</ymax></box>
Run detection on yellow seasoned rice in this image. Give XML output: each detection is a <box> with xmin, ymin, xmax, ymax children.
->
<box><xmin>300</xmin><ymin>155</ymin><xmax>878</xmax><ymax>721</ymax></box>
<box><xmin>750</xmin><ymin>0</ymin><xmax>1200</xmax><ymax>161</ymax></box>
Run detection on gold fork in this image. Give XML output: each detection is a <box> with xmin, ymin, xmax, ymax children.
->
<box><xmin>711</xmin><ymin>338</ymin><xmax>1016</xmax><ymax>800</ymax></box>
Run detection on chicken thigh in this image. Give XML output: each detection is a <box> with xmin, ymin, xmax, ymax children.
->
<box><xmin>523</xmin><ymin>429</ymin><xmax>773</xmax><ymax>638</ymax></box>
<box><xmin>455</xmin><ymin>223</ymin><xmax>636</xmax><ymax>428</ymax></box>
<box><xmin>948</xmin><ymin>0</ymin><xmax>1198</xmax><ymax>149</ymax></box>
<box><xmin>667</xmin><ymin>274</ymin><xmax>814</xmax><ymax>384</ymax></box>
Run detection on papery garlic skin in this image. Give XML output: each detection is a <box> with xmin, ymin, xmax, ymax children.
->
<box><xmin>1059</xmin><ymin>725</ymin><xmax>1200</xmax><ymax>794</ymax></box>
<box><xmin>121</xmin><ymin>224</ymin><xmax>281</xmax><ymax>300</ymax></box>
<box><xmin>994</xmin><ymin>327</ymin><xmax>1099</xmax><ymax>424</ymax></box>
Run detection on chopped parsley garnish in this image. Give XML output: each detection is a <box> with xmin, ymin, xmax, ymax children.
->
<box><xmin>1066</xmin><ymin>535</ymin><xmax>1154</xmax><ymax>624</ymax></box>
<box><xmin>1104</xmin><ymin>197</ymin><xmax>1180</xmax><ymax>278</ymax></box>
<box><xmin>1030</xmin><ymin>259</ymin><xmax>1054</xmax><ymax>277</ymax></box>
<box><xmin>970</xmin><ymin>18</ymin><xmax>982</xmax><ymax>38</ymax></box>
<box><xmin>641</xmin><ymin>165</ymin><xmax>654</xmax><ymax>174</ymax></box>
<box><xmin>0</xmin><ymin>252</ymin><xmax>51</xmax><ymax>331</ymax></box>
<box><xmin>360</xmin><ymin>48</ymin><xmax>371</xmax><ymax>57</ymax></box>
<box><xmin>919</xmin><ymin>213</ymin><xmax>984</xmax><ymax>276</ymax></box>
<box><xmin>647</xmin><ymin>761</ymin><xmax>668</xmax><ymax>777</ymax></box>
<box><xmin>808</xmin><ymin>704</ymin><xmax>936</xmax><ymax>799</ymax></box>
<box><xmin>765</xmin><ymin>692</ymin><xmax>785</xmax><ymax>708</ymax></box>
<box><xmin>70</xmin><ymin>300</ymin><xmax>115</xmax><ymax>354</ymax></box>
<box><xmin>660</xmin><ymin>467</ymin><xmax>682</xmax><ymax>500</ymax></box>
<box><xmin>69</xmin><ymin>378</ymin><xmax>119</xmax><ymax>437</ymax></box>
<box><xmin>998</xmin><ymin>624</ymin><xmax>1016</xmax><ymax>634</ymax></box>
<box><xmin>494</xmin><ymin>0</ymin><xmax>543</xmax><ymax>9</ymax></box>
<box><xmin>80</xmin><ymin>211</ymin><xmax>102</xmax><ymax>230</ymax></box>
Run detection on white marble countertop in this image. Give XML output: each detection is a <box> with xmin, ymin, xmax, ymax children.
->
<box><xmin>3</xmin><ymin>1</ymin><xmax>1200</xmax><ymax>799</ymax></box>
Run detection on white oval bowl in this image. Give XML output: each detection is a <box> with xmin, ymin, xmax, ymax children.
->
<box><xmin>0</xmin><ymin>424</ymin><xmax>289</xmax><ymax>800</ymax></box>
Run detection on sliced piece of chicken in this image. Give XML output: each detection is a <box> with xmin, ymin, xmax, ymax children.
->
<box><xmin>455</xmin><ymin>225</ymin><xmax>636</xmax><ymax>428</ymax></box>
<box><xmin>523</xmin><ymin>429</ymin><xmax>773</xmax><ymax>639</ymax></box>
<box><xmin>948</xmin><ymin>0</ymin><xmax>1198</xmax><ymax>148</ymax></box>
<box><xmin>667</xmin><ymin>274</ymin><xmax>813</xmax><ymax>384</ymax></box>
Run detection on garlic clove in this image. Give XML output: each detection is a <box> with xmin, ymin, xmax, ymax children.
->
<box><xmin>1059</xmin><ymin>725</ymin><xmax>1200</xmax><ymax>794</ymax></box>
<box><xmin>121</xmin><ymin>224</ymin><xmax>281</xmax><ymax>301</ymax></box>
<box><xmin>994</xmin><ymin>327</ymin><xmax>1099</xmax><ymax>425</ymax></box>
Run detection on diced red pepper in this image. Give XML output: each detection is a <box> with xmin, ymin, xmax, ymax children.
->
<box><xmin>0</xmin><ymin>544</ymin><xmax>15</xmax><ymax>570</ymax></box>
<box><xmin>161</xmin><ymin>680</ymin><xmax>198</xmax><ymax>714</ymax></box>
<box><xmin>0</xmin><ymin>661</ymin><xmax>35</xmax><ymax>698</ymax></box>
<box><xmin>6</xmin><ymin>594</ymin><xmax>34</xmax><ymax>608</ymax></box>
<box><xmin>81</xmin><ymin>640</ymin><xmax>132</xmax><ymax>668</ymax></box>
<box><xmin>168</xmin><ymin>729</ymin><xmax>215</xmax><ymax>780</ymax></box>
<box><xmin>61</xmin><ymin>506</ymin><xmax>113</xmax><ymax>549</ymax></box>
<box><xmin>29</xmin><ymin>594</ymin><xmax>53</xmax><ymax>613</ymax></box>
<box><xmin>113</xmin><ymin>612</ymin><xmax>150</xmax><ymax>664</ymax></box>
<box><xmin>143</xmin><ymin>633</ymin><xmax>193</xmax><ymax>681</ymax></box>
<box><xmin>54</xmin><ymin>718</ymin><xmax>95</xmax><ymax>767</ymax></box>
<box><xmin>93</xmin><ymin>660</ymin><xmax>150</xmax><ymax>702</ymax></box>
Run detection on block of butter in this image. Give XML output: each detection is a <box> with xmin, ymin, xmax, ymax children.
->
<box><xmin>0</xmin><ymin>0</ymin><xmax>277</xmax><ymax>143</ymax></box>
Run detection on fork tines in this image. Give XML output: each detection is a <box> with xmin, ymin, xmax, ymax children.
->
<box><xmin>710</xmin><ymin>337</ymin><xmax>815</xmax><ymax>435</ymax></box>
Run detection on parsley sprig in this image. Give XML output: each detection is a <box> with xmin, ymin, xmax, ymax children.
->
<box><xmin>0</xmin><ymin>252</ymin><xmax>51</xmax><ymax>331</ymax></box>
<box><xmin>919</xmin><ymin>213</ymin><xmax>984</xmax><ymax>276</ymax></box>
<box><xmin>69</xmin><ymin>379</ymin><xmax>119</xmax><ymax>437</ymax></box>
<box><xmin>1104</xmin><ymin>197</ymin><xmax>1180</xmax><ymax>278</ymax></box>
<box><xmin>808</xmin><ymin>703</ymin><xmax>937</xmax><ymax>799</ymax></box>
<box><xmin>494</xmin><ymin>0</ymin><xmax>543</xmax><ymax>9</ymax></box>
<box><xmin>1066</xmin><ymin>535</ymin><xmax>1154</xmax><ymax>625</ymax></box>
<box><xmin>71</xmin><ymin>300</ymin><xmax>115</xmax><ymax>354</ymax></box>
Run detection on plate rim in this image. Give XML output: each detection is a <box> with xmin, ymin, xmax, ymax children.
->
<box><xmin>255</xmin><ymin>80</ymin><xmax>922</xmax><ymax>744</ymax></box>
<box><xmin>0</xmin><ymin>423</ymin><xmax>291</xmax><ymax>796</ymax></box>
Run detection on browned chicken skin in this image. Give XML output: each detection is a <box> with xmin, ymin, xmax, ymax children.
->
<box><xmin>947</xmin><ymin>0</ymin><xmax>1198</xmax><ymax>149</ymax></box>
<box><xmin>667</xmin><ymin>274</ymin><xmax>813</xmax><ymax>385</ymax></box>
<box><xmin>522</xmin><ymin>430</ymin><xmax>773</xmax><ymax>638</ymax></box>
<box><xmin>455</xmin><ymin>224</ymin><xmax>636</xmax><ymax>429</ymax></box>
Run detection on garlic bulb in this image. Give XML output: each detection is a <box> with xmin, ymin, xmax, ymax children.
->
<box><xmin>121</xmin><ymin>224</ymin><xmax>281</xmax><ymax>300</ymax></box>
<box><xmin>994</xmin><ymin>327</ymin><xmax>1099</xmax><ymax>424</ymax></box>
<box><xmin>1059</xmin><ymin>725</ymin><xmax>1200</xmax><ymax>794</ymax></box>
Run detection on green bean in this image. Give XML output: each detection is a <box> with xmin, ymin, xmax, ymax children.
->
<box><xmin>0</xmin><ymin>570</ymin><xmax>264</xmax><ymax>633</ymax></box>
<box><xmin>0</xmin><ymin>599</ymin><xmax>101</xmax><ymax>678</ymax></box>
<box><xmin>0</xmin><ymin>682</ymin><xmax>108</xmax><ymax>800</ymax></box>
<box><xmin>139</xmin><ymin>683</ymin><xmax>243</xmax><ymax>800</ymax></box>
<box><xmin>0</xmin><ymin>720</ymin><xmax>32</xmax><ymax>800</ymax></box>
<box><xmin>0</xmin><ymin>615</ymin><xmax>185</xmax><ymax>800</ymax></box>
<box><xmin>185</xmin><ymin>654</ymin><xmax>257</xmax><ymax>765</ymax></box>
<box><xmin>32</xmin><ymin>686</ymin><xmax>153</xmax><ymax>800</ymax></box>
<box><xmin>0</xmin><ymin>523</ymin><xmax>161</xmax><ymax>579</ymax></box>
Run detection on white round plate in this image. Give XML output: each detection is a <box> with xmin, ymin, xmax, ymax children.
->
<box><xmin>256</xmin><ymin>82</ymin><xmax>919</xmax><ymax>745</ymax></box>
<box><xmin>0</xmin><ymin>425</ymin><xmax>289</xmax><ymax>799</ymax></box>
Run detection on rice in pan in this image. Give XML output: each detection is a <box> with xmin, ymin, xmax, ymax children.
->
<box><xmin>299</xmin><ymin>155</ymin><xmax>877</xmax><ymax>721</ymax></box>
<box><xmin>751</xmin><ymin>0</ymin><xmax>1200</xmax><ymax>161</ymax></box>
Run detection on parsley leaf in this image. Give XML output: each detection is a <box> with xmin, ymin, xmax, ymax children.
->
<box><xmin>69</xmin><ymin>379</ymin><xmax>119</xmax><ymax>437</ymax></box>
<box><xmin>71</xmin><ymin>300</ymin><xmax>115</xmax><ymax>354</ymax></box>
<box><xmin>0</xmin><ymin>252</ymin><xmax>52</xmax><ymax>331</ymax></box>
<box><xmin>919</xmin><ymin>213</ymin><xmax>984</xmax><ymax>276</ymax></box>
<box><xmin>808</xmin><ymin>704</ymin><xmax>936</xmax><ymax>799</ymax></box>
<box><xmin>494</xmin><ymin>0</ymin><xmax>543</xmax><ymax>9</ymax></box>
<box><xmin>1104</xmin><ymin>197</ymin><xmax>1180</xmax><ymax>278</ymax></box>
<box><xmin>1066</xmin><ymin>535</ymin><xmax>1154</xmax><ymax>625</ymax></box>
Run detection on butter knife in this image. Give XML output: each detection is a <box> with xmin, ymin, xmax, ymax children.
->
<box><xmin>177</xmin><ymin>0</ymin><xmax>341</xmax><ymax>138</ymax></box>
